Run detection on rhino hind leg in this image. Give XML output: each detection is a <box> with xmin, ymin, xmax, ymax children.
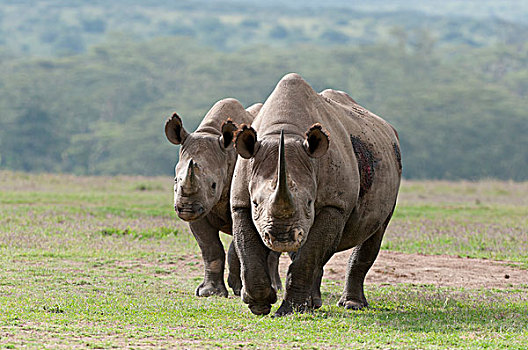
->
<box><xmin>189</xmin><ymin>220</ymin><xmax>228</xmax><ymax>298</ymax></box>
<box><xmin>338</xmin><ymin>222</ymin><xmax>387</xmax><ymax>310</ymax></box>
<box><xmin>310</xmin><ymin>268</ymin><xmax>323</xmax><ymax>309</ymax></box>
<box><xmin>227</xmin><ymin>242</ymin><xmax>242</xmax><ymax>296</ymax></box>
<box><xmin>268</xmin><ymin>251</ymin><xmax>283</xmax><ymax>292</ymax></box>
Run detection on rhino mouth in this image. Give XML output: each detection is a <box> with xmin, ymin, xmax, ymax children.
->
<box><xmin>175</xmin><ymin>202</ymin><xmax>205</xmax><ymax>221</ymax></box>
<box><xmin>262</xmin><ymin>228</ymin><xmax>304</xmax><ymax>252</ymax></box>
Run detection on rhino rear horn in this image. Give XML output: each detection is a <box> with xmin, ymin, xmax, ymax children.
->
<box><xmin>234</xmin><ymin>124</ymin><xmax>260</xmax><ymax>159</ymax></box>
<box><xmin>303</xmin><ymin>123</ymin><xmax>329</xmax><ymax>158</ymax></box>
<box><xmin>165</xmin><ymin>112</ymin><xmax>189</xmax><ymax>145</ymax></box>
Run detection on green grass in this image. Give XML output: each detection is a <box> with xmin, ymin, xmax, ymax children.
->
<box><xmin>0</xmin><ymin>171</ymin><xmax>527</xmax><ymax>348</ymax></box>
<box><xmin>387</xmin><ymin>181</ymin><xmax>528</xmax><ymax>266</ymax></box>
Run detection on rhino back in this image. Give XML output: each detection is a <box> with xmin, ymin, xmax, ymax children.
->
<box><xmin>197</xmin><ymin>98</ymin><xmax>254</xmax><ymax>135</ymax></box>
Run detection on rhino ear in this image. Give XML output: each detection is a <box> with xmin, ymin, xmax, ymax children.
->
<box><xmin>219</xmin><ymin>119</ymin><xmax>238</xmax><ymax>149</ymax></box>
<box><xmin>234</xmin><ymin>124</ymin><xmax>260</xmax><ymax>159</ymax></box>
<box><xmin>303</xmin><ymin>123</ymin><xmax>329</xmax><ymax>158</ymax></box>
<box><xmin>165</xmin><ymin>112</ymin><xmax>189</xmax><ymax>145</ymax></box>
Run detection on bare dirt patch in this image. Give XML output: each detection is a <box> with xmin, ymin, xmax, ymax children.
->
<box><xmin>320</xmin><ymin>250</ymin><xmax>528</xmax><ymax>288</ymax></box>
<box><xmin>174</xmin><ymin>250</ymin><xmax>528</xmax><ymax>289</ymax></box>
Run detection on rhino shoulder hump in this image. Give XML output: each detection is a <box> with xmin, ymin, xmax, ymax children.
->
<box><xmin>320</xmin><ymin>89</ymin><xmax>357</xmax><ymax>106</ymax></box>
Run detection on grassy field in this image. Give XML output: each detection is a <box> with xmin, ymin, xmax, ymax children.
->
<box><xmin>0</xmin><ymin>171</ymin><xmax>527</xmax><ymax>349</ymax></box>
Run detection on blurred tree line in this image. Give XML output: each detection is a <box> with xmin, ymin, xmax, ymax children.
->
<box><xmin>0</xmin><ymin>1</ymin><xmax>526</xmax><ymax>180</ymax></box>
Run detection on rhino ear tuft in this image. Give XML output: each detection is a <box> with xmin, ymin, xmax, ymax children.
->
<box><xmin>165</xmin><ymin>112</ymin><xmax>189</xmax><ymax>145</ymax></box>
<box><xmin>303</xmin><ymin>123</ymin><xmax>329</xmax><ymax>158</ymax></box>
<box><xmin>220</xmin><ymin>118</ymin><xmax>238</xmax><ymax>149</ymax></box>
<box><xmin>234</xmin><ymin>124</ymin><xmax>260</xmax><ymax>159</ymax></box>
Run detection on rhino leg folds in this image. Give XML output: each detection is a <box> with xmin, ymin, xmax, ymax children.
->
<box><xmin>189</xmin><ymin>219</ymin><xmax>228</xmax><ymax>298</ymax></box>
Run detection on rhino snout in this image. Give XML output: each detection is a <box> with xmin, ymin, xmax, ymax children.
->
<box><xmin>175</xmin><ymin>202</ymin><xmax>205</xmax><ymax>221</ymax></box>
<box><xmin>263</xmin><ymin>228</ymin><xmax>304</xmax><ymax>252</ymax></box>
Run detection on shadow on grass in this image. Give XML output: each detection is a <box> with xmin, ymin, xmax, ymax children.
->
<box><xmin>309</xmin><ymin>284</ymin><xmax>528</xmax><ymax>332</ymax></box>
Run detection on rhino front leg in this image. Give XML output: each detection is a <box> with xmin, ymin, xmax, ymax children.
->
<box><xmin>189</xmin><ymin>219</ymin><xmax>228</xmax><ymax>297</ymax></box>
<box><xmin>288</xmin><ymin>251</ymin><xmax>320</xmax><ymax>308</ymax></box>
<box><xmin>275</xmin><ymin>207</ymin><xmax>344</xmax><ymax>316</ymax></box>
<box><xmin>233</xmin><ymin>208</ymin><xmax>277</xmax><ymax>315</ymax></box>
<box><xmin>228</xmin><ymin>241</ymin><xmax>282</xmax><ymax>297</ymax></box>
<box><xmin>338</xmin><ymin>222</ymin><xmax>387</xmax><ymax>310</ymax></box>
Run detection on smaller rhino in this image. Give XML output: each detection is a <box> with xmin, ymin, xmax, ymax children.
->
<box><xmin>165</xmin><ymin>98</ymin><xmax>281</xmax><ymax>297</ymax></box>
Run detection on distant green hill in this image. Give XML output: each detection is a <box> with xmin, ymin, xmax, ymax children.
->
<box><xmin>0</xmin><ymin>37</ymin><xmax>526</xmax><ymax>180</ymax></box>
<box><xmin>0</xmin><ymin>0</ymin><xmax>526</xmax><ymax>56</ymax></box>
<box><xmin>0</xmin><ymin>1</ymin><xmax>526</xmax><ymax>180</ymax></box>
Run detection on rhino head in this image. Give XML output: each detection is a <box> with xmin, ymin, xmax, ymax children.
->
<box><xmin>235</xmin><ymin>124</ymin><xmax>329</xmax><ymax>252</ymax></box>
<box><xmin>165</xmin><ymin>112</ymin><xmax>238</xmax><ymax>221</ymax></box>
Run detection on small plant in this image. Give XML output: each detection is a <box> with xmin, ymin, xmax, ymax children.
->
<box><xmin>133</xmin><ymin>183</ymin><xmax>163</xmax><ymax>191</ymax></box>
<box><xmin>43</xmin><ymin>303</ymin><xmax>65</xmax><ymax>314</ymax></box>
<box><xmin>99</xmin><ymin>226</ymin><xmax>178</xmax><ymax>239</ymax></box>
<box><xmin>99</xmin><ymin>227</ymin><xmax>131</xmax><ymax>236</ymax></box>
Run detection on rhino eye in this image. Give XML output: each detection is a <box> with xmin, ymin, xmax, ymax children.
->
<box><xmin>211</xmin><ymin>182</ymin><xmax>217</xmax><ymax>190</ymax></box>
<box><xmin>252</xmin><ymin>200</ymin><xmax>258</xmax><ymax>208</ymax></box>
<box><xmin>308</xmin><ymin>200</ymin><xmax>313</xmax><ymax>206</ymax></box>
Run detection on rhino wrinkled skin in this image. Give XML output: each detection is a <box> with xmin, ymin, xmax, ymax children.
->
<box><xmin>232</xmin><ymin>73</ymin><xmax>401</xmax><ymax>316</ymax></box>
<box><xmin>165</xmin><ymin>98</ymin><xmax>282</xmax><ymax>297</ymax></box>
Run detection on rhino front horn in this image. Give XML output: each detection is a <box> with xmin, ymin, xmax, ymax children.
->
<box><xmin>271</xmin><ymin>130</ymin><xmax>295</xmax><ymax>218</ymax></box>
<box><xmin>181</xmin><ymin>159</ymin><xmax>198</xmax><ymax>195</ymax></box>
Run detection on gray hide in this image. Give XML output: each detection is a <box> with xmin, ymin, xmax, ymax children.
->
<box><xmin>232</xmin><ymin>73</ymin><xmax>401</xmax><ymax>315</ymax></box>
<box><xmin>165</xmin><ymin>98</ymin><xmax>282</xmax><ymax>297</ymax></box>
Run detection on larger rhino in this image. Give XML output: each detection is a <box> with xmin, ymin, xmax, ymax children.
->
<box><xmin>231</xmin><ymin>73</ymin><xmax>401</xmax><ymax>316</ymax></box>
<box><xmin>165</xmin><ymin>98</ymin><xmax>281</xmax><ymax>297</ymax></box>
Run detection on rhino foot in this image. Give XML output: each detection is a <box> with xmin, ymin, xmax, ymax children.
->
<box><xmin>249</xmin><ymin>303</ymin><xmax>272</xmax><ymax>316</ymax></box>
<box><xmin>273</xmin><ymin>300</ymin><xmax>294</xmax><ymax>317</ymax></box>
<box><xmin>310</xmin><ymin>295</ymin><xmax>323</xmax><ymax>309</ymax></box>
<box><xmin>242</xmin><ymin>286</ymin><xmax>276</xmax><ymax>316</ymax></box>
<box><xmin>195</xmin><ymin>281</ymin><xmax>228</xmax><ymax>298</ymax></box>
<box><xmin>273</xmin><ymin>299</ymin><xmax>318</xmax><ymax>317</ymax></box>
<box><xmin>337</xmin><ymin>298</ymin><xmax>368</xmax><ymax>310</ymax></box>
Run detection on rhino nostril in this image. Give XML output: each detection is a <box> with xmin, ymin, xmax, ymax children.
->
<box><xmin>264</xmin><ymin>231</ymin><xmax>276</xmax><ymax>244</ymax></box>
<box><xmin>290</xmin><ymin>229</ymin><xmax>303</xmax><ymax>243</ymax></box>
